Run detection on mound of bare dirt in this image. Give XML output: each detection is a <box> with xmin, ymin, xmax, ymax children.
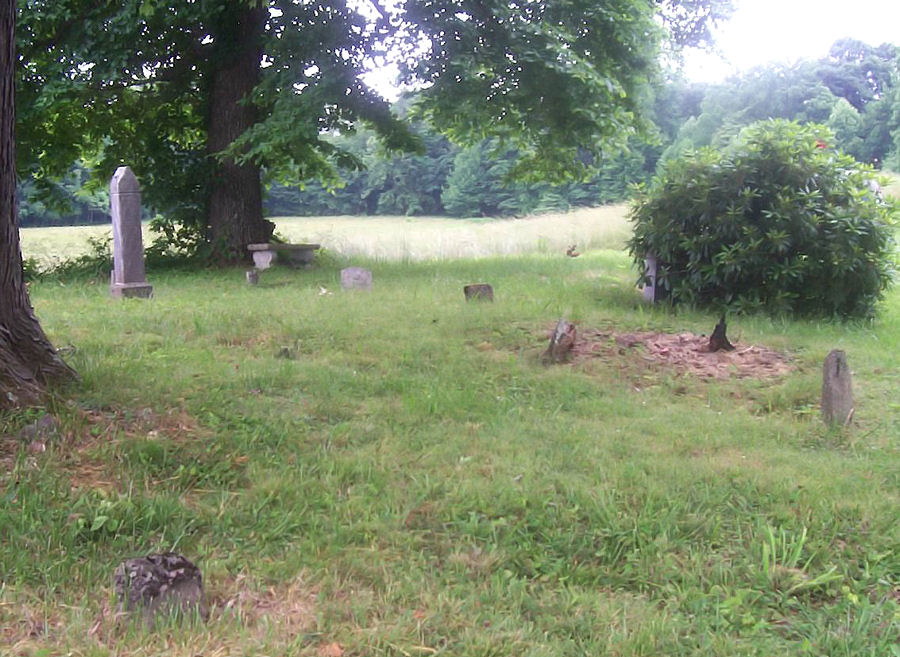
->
<box><xmin>572</xmin><ymin>329</ymin><xmax>793</xmax><ymax>380</ymax></box>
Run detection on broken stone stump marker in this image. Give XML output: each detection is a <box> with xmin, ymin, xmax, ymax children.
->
<box><xmin>707</xmin><ymin>315</ymin><xmax>735</xmax><ymax>352</ymax></box>
<box><xmin>543</xmin><ymin>319</ymin><xmax>577</xmax><ymax>364</ymax></box>
<box><xmin>341</xmin><ymin>266</ymin><xmax>373</xmax><ymax>290</ymax></box>
<box><xmin>114</xmin><ymin>552</ymin><xmax>207</xmax><ymax>627</ymax></box>
<box><xmin>464</xmin><ymin>283</ymin><xmax>494</xmax><ymax>302</ymax></box>
<box><xmin>822</xmin><ymin>349</ymin><xmax>854</xmax><ymax>427</ymax></box>
<box><xmin>109</xmin><ymin>166</ymin><xmax>152</xmax><ymax>298</ymax></box>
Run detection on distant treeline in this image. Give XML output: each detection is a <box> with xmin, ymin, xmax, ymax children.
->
<box><xmin>265</xmin><ymin>131</ymin><xmax>657</xmax><ymax>219</ymax></box>
<box><xmin>19</xmin><ymin>38</ymin><xmax>900</xmax><ymax>226</ymax></box>
<box><xmin>18</xmin><ymin>168</ymin><xmax>111</xmax><ymax>227</ymax></box>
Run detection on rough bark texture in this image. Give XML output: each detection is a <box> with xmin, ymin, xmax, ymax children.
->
<box><xmin>0</xmin><ymin>0</ymin><xmax>75</xmax><ymax>408</ymax></box>
<box><xmin>207</xmin><ymin>1</ymin><xmax>274</xmax><ymax>263</ymax></box>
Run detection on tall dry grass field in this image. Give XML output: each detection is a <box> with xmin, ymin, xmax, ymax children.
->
<box><xmin>272</xmin><ymin>204</ymin><xmax>632</xmax><ymax>260</ymax></box>
<box><xmin>19</xmin><ymin>204</ymin><xmax>633</xmax><ymax>266</ymax></box>
<box><xmin>18</xmin><ymin>224</ymin><xmax>115</xmax><ymax>268</ymax></box>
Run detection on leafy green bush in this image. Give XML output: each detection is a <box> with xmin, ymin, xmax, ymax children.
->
<box><xmin>629</xmin><ymin>120</ymin><xmax>898</xmax><ymax>317</ymax></box>
<box><xmin>43</xmin><ymin>235</ymin><xmax>113</xmax><ymax>280</ymax></box>
<box><xmin>22</xmin><ymin>256</ymin><xmax>42</xmax><ymax>282</ymax></box>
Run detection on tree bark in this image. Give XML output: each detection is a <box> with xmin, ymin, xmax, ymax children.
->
<box><xmin>207</xmin><ymin>1</ymin><xmax>274</xmax><ymax>263</ymax></box>
<box><xmin>0</xmin><ymin>0</ymin><xmax>76</xmax><ymax>408</ymax></box>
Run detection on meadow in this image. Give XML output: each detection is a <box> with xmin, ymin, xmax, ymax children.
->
<box><xmin>19</xmin><ymin>205</ymin><xmax>632</xmax><ymax>268</ymax></box>
<box><xmin>3</xmin><ymin>202</ymin><xmax>900</xmax><ymax>656</ymax></box>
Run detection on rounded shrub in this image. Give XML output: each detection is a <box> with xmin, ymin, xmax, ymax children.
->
<box><xmin>628</xmin><ymin>120</ymin><xmax>898</xmax><ymax>317</ymax></box>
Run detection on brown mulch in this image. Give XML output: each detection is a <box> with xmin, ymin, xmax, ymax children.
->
<box><xmin>570</xmin><ymin>329</ymin><xmax>793</xmax><ymax>380</ymax></box>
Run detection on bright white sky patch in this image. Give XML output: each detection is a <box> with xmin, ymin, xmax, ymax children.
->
<box><xmin>684</xmin><ymin>0</ymin><xmax>900</xmax><ymax>82</ymax></box>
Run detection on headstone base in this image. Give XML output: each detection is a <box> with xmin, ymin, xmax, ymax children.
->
<box><xmin>110</xmin><ymin>274</ymin><xmax>153</xmax><ymax>299</ymax></box>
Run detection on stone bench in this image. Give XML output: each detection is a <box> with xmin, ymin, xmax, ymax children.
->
<box><xmin>247</xmin><ymin>242</ymin><xmax>321</xmax><ymax>270</ymax></box>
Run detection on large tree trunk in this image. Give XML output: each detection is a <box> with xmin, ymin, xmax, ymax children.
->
<box><xmin>207</xmin><ymin>1</ymin><xmax>274</xmax><ymax>264</ymax></box>
<box><xmin>0</xmin><ymin>0</ymin><xmax>76</xmax><ymax>409</ymax></box>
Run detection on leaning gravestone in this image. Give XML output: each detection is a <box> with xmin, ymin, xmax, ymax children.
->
<box><xmin>114</xmin><ymin>552</ymin><xmax>207</xmax><ymax>627</ymax></box>
<box><xmin>109</xmin><ymin>166</ymin><xmax>152</xmax><ymax>298</ymax></box>
<box><xmin>822</xmin><ymin>349</ymin><xmax>854</xmax><ymax>427</ymax></box>
<box><xmin>341</xmin><ymin>267</ymin><xmax>373</xmax><ymax>290</ymax></box>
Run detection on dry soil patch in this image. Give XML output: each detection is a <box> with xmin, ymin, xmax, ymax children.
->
<box><xmin>572</xmin><ymin>329</ymin><xmax>793</xmax><ymax>380</ymax></box>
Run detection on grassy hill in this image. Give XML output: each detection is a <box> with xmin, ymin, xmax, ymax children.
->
<box><xmin>4</xmin><ymin>205</ymin><xmax>900</xmax><ymax>655</ymax></box>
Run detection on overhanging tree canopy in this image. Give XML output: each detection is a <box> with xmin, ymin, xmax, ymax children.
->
<box><xmin>17</xmin><ymin>0</ymin><xmax>732</xmax><ymax>262</ymax></box>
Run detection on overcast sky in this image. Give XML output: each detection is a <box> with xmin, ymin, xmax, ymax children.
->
<box><xmin>684</xmin><ymin>0</ymin><xmax>900</xmax><ymax>82</ymax></box>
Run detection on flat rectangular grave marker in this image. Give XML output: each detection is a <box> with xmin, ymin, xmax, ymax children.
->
<box><xmin>341</xmin><ymin>267</ymin><xmax>373</xmax><ymax>290</ymax></box>
<box><xmin>464</xmin><ymin>283</ymin><xmax>493</xmax><ymax>302</ymax></box>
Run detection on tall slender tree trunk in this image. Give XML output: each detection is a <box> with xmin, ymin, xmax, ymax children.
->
<box><xmin>0</xmin><ymin>0</ymin><xmax>75</xmax><ymax>408</ymax></box>
<box><xmin>207</xmin><ymin>1</ymin><xmax>273</xmax><ymax>263</ymax></box>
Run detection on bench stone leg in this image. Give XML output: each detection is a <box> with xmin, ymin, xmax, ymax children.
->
<box><xmin>252</xmin><ymin>250</ymin><xmax>277</xmax><ymax>270</ymax></box>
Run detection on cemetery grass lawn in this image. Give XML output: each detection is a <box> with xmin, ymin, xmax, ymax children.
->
<box><xmin>4</xmin><ymin>239</ymin><xmax>900</xmax><ymax>654</ymax></box>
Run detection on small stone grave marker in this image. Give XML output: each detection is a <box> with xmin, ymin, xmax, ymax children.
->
<box><xmin>464</xmin><ymin>283</ymin><xmax>493</xmax><ymax>302</ymax></box>
<box><xmin>822</xmin><ymin>349</ymin><xmax>854</xmax><ymax>427</ymax></box>
<box><xmin>109</xmin><ymin>166</ymin><xmax>152</xmax><ymax>299</ymax></box>
<box><xmin>341</xmin><ymin>267</ymin><xmax>373</xmax><ymax>290</ymax></box>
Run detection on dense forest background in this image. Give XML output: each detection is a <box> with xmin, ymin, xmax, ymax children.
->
<box><xmin>18</xmin><ymin>38</ymin><xmax>900</xmax><ymax>227</ymax></box>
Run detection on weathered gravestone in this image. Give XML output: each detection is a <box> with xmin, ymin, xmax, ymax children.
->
<box><xmin>822</xmin><ymin>349</ymin><xmax>854</xmax><ymax>427</ymax></box>
<box><xmin>341</xmin><ymin>266</ymin><xmax>373</xmax><ymax>290</ymax></box>
<box><xmin>463</xmin><ymin>283</ymin><xmax>494</xmax><ymax>302</ymax></box>
<box><xmin>114</xmin><ymin>552</ymin><xmax>207</xmax><ymax>627</ymax></box>
<box><xmin>109</xmin><ymin>166</ymin><xmax>152</xmax><ymax>298</ymax></box>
